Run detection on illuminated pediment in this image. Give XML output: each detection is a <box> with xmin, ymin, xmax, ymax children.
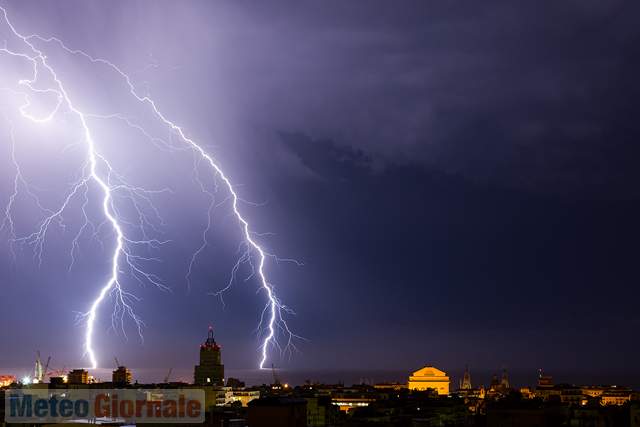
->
<box><xmin>411</xmin><ymin>366</ymin><xmax>447</xmax><ymax>378</ymax></box>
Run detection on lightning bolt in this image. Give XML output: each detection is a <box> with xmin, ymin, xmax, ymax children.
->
<box><xmin>0</xmin><ymin>6</ymin><xmax>298</xmax><ymax>370</ymax></box>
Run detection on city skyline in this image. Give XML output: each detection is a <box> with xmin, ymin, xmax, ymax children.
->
<box><xmin>2</xmin><ymin>326</ymin><xmax>639</xmax><ymax>392</ymax></box>
<box><xmin>1</xmin><ymin>328</ymin><xmax>637</xmax><ymax>425</ymax></box>
<box><xmin>1</xmin><ymin>0</ymin><xmax>640</xmax><ymax>381</ymax></box>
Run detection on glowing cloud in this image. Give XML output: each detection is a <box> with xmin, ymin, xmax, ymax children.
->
<box><xmin>0</xmin><ymin>6</ymin><xmax>298</xmax><ymax>370</ymax></box>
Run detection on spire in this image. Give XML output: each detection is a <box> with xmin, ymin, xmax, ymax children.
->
<box><xmin>461</xmin><ymin>364</ymin><xmax>472</xmax><ymax>390</ymax></box>
<box><xmin>501</xmin><ymin>367</ymin><xmax>510</xmax><ymax>390</ymax></box>
<box><xmin>490</xmin><ymin>373</ymin><xmax>499</xmax><ymax>390</ymax></box>
<box><xmin>202</xmin><ymin>326</ymin><xmax>219</xmax><ymax>349</ymax></box>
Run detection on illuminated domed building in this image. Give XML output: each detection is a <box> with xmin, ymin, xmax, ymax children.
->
<box><xmin>408</xmin><ymin>366</ymin><xmax>450</xmax><ymax>395</ymax></box>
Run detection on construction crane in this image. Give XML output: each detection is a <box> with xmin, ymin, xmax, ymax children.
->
<box><xmin>49</xmin><ymin>366</ymin><xmax>66</xmax><ymax>377</ymax></box>
<box><xmin>114</xmin><ymin>357</ymin><xmax>121</xmax><ymax>368</ymax></box>
<box><xmin>164</xmin><ymin>368</ymin><xmax>173</xmax><ymax>384</ymax></box>
<box><xmin>43</xmin><ymin>356</ymin><xmax>51</xmax><ymax>379</ymax></box>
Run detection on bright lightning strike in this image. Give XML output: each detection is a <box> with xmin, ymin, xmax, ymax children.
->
<box><xmin>0</xmin><ymin>6</ymin><xmax>298</xmax><ymax>370</ymax></box>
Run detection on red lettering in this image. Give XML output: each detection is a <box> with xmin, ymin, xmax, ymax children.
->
<box><xmin>146</xmin><ymin>400</ymin><xmax>162</xmax><ymax>417</ymax></box>
<box><xmin>95</xmin><ymin>394</ymin><xmax>109</xmax><ymax>418</ymax></box>
<box><xmin>120</xmin><ymin>399</ymin><xmax>134</xmax><ymax>418</ymax></box>
<box><xmin>162</xmin><ymin>400</ymin><xmax>177</xmax><ymax>418</ymax></box>
<box><xmin>111</xmin><ymin>394</ymin><xmax>119</xmax><ymax>418</ymax></box>
<box><xmin>179</xmin><ymin>394</ymin><xmax>185</xmax><ymax>418</ymax></box>
<box><xmin>186</xmin><ymin>400</ymin><xmax>201</xmax><ymax>418</ymax></box>
<box><xmin>136</xmin><ymin>400</ymin><xmax>145</xmax><ymax>417</ymax></box>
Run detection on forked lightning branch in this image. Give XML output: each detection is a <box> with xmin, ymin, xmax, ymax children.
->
<box><xmin>0</xmin><ymin>6</ymin><xmax>299</xmax><ymax>370</ymax></box>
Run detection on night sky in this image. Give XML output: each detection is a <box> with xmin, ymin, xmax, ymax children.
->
<box><xmin>1</xmin><ymin>1</ymin><xmax>639</xmax><ymax>384</ymax></box>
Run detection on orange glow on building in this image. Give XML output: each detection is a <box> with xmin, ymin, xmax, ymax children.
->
<box><xmin>408</xmin><ymin>366</ymin><xmax>450</xmax><ymax>395</ymax></box>
<box><xmin>0</xmin><ymin>375</ymin><xmax>16</xmax><ymax>387</ymax></box>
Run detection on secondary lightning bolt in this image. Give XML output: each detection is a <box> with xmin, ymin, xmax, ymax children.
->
<box><xmin>0</xmin><ymin>6</ymin><xmax>297</xmax><ymax>370</ymax></box>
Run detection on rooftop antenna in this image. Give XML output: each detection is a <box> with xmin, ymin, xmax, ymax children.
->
<box><xmin>271</xmin><ymin>363</ymin><xmax>281</xmax><ymax>386</ymax></box>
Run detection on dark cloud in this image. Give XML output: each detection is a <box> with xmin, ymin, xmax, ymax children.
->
<box><xmin>269</xmin><ymin>132</ymin><xmax>640</xmax><ymax>372</ymax></box>
<box><xmin>234</xmin><ymin>0</ymin><xmax>640</xmax><ymax>197</ymax></box>
<box><xmin>279</xmin><ymin>132</ymin><xmax>372</xmax><ymax>181</ymax></box>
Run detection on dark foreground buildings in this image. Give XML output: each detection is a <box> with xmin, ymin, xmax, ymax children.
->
<box><xmin>248</xmin><ymin>397</ymin><xmax>308</xmax><ymax>427</ymax></box>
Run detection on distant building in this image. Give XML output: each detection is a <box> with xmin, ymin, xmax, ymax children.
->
<box><xmin>228</xmin><ymin>390</ymin><xmax>261</xmax><ymax>407</ymax></box>
<box><xmin>486</xmin><ymin>370</ymin><xmax>512</xmax><ymax>399</ymax></box>
<box><xmin>519</xmin><ymin>386</ymin><xmax>534</xmax><ymax>399</ymax></box>
<box><xmin>408</xmin><ymin>366</ymin><xmax>450</xmax><ymax>395</ymax></box>
<box><xmin>227</xmin><ymin>377</ymin><xmax>245</xmax><ymax>389</ymax></box>
<box><xmin>582</xmin><ymin>386</ymin><xmax>606</xmax><ymax>398</ymax></box>
<box><xmin>201</xmin><ymin>385</ymin><xmax>233</xmax><ymax>408</ymax></box>
<box><xmin>330</xmin><ymin>394</ymin><xmax>376</xmax><ymax>413</ymax></box>
<box><xmin>0</xmin><ymin>375</ymin><xmax>16</xmax><ymax>387</ymax></box>
<box><xmin>112</xmin><ymin>366</ymin><xmax>132</xmax><ymax>386</ymax></box>
<box><xmin>489</xmin><ymin>374</ymin><xmax>500</xmax><ymax>391</ymax></box>
<box><xmin>537</xmin><ymin>370</ymin><xmax>553</xmax><ymax>389</ymax></box>
<box><xmin>49</xmin><ymin>376</ymin><xmax>66</xmax><ymax>387</ymax></box>
<box><xmin>67</xmin><ymin>369</ymin><xmax>89</xmax><ymax>385</ymax></box>
<box><xmin>559</xmin><ymin>385</ymin><xmax>585</xmax><ymax>405</ymax></box>
<box><xmin>305</xmin><ymin>396</ymin><xmax>339</xmax><ymax>427</ymax></box>
<box><xmin>459</xmin><ymin>365</ymin><xmax>472</xmax><ymax>390</ymax></box>
<box><xmin>373</xmin><ymin>382</ymin><xmax>407</xmax><ymax>391</ymax></box>
<box><xmin>500</xmin><ymin>368</ymin><xmax>510</xmax><ymax>390</ymax></box>
<box><xmin>601</xmin><ymin>387</ymin><xmax>631</xmax><ymax>406</ymax></box>
<box><xmin>534</xmin><ymin>370</ymin><xmax>560</xmax><ymax>400</ymax></box>
<box><xmin>194</xmin><ymin>326</ymin><xmax>224</xmax><ymax>386</ymax></box>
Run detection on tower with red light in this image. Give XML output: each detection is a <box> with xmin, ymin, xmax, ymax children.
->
<box><xmin>194</xmin><ymin>326</ymin><xmax>224</xmax><ymax>386</ymax></box>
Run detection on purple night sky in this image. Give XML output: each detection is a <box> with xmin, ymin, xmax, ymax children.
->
<box><xmin>1</xmin><ymin>1</ymin><xmax>639</xmax><ymax>386</ymax></box>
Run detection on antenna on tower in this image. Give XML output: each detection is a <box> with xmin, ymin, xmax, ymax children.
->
<box><xmin>271</xmin><ymin>363</ymin><xmax>281</xmax><ymax>386</ymax></box>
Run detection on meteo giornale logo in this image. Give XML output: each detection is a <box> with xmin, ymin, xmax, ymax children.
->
<box><xmin>5</xmin><ymin>389</ymin><xmax>205</xmax><ymax>423</ymax></box>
